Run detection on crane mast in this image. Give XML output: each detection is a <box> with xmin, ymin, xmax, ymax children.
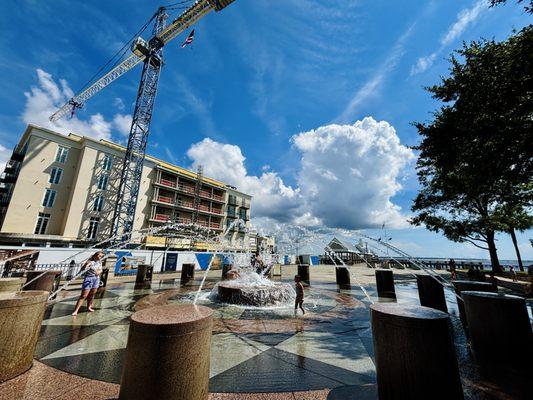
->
<box><xmin>111</xmin><ymin>9</ymin><xmax>168</xmax><ymax>240</ymax></box>
<box><xmin>47</xmin><ymin>0</ymin><xmax>237</xmax><ymax>242</ymax></box>
<box><xmin>111</xmin><ymin>0</ymin><xmax>235</xmax><ymax>241</ymax></box>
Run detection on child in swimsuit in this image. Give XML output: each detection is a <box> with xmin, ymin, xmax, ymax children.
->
<box><xmin>294</xmin><ymin>275</ymin><xmax>305</xmax><ymax>315</ymax></box>
<box><xmin>72</xmin><ymin>251</ymin><xmax>104</xmax><ymax>316</ymax></box>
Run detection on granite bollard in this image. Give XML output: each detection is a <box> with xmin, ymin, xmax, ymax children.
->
<box><xmin>297</xmin><ymin>263</ymin><xmax>310</xmax><ymax>285</ymax></box>
<box><xmin>375</xmin><ymin>269</ymin><xmax>396</xmax><ymax>299</ymax></box>
<box><xmin>221</xmin><ymin>263</ymin><xmax>232</xmax><ymax>280</ymax></box>
<box><xmin>335</xmin><ymin>267</ymin><xmax>350</xmax><ymax>288</ymax></box>
<box><xmin>119</xmin><ymin>304</ymin><xmax>213</xmax><ymax>400</ymax></box>
<box><xmin>135</xmin><ymin>264</ymin><xmax>153</xmax><ymax>284</ymax></box>
<box><xmin>0</xmin><ymin>291</ymin><xmax>49</xmax><ymax>382</ymax></box>
<box><xmin>416</xmin><ymin>274</ymin><xmax>447</xmax><ymax>312</ymax></box>
<box><xmin>453</xmin><ymin>280</ymin><xmax>497</xmax><ymax>331</ymax></box>
<box><xmin>0</xmin><ymin>277</ymin><xmax>24</xmax><ymax>293</ymax></box>
<box><xmin>99</xmin><ymin>268</ymin><xmax>110</xmax><ymax>288</ymax></box>
<box><xmin>23</xmin><ymin>270</ymin><xmax>61</xmax><ymax>293</ymax></box>
<box><xmin>462</xmin><ymin>291</ymin><xmax>532</xmax><ymax>373</ymax></box>
<box><xmin>371</xmin><ymin>303</ymin><xmax>464</xmax><ymax>400</ymax></box>
<box><xmin>181</xmin><ymin>263</ymin><xmax>195</xmax><ymax>284</ymax></box>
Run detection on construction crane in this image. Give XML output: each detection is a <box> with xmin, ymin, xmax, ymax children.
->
<box><xmin>49</xmin><ymin>0</ymin><xmax>236</xmax><ymax>242</ymax></box>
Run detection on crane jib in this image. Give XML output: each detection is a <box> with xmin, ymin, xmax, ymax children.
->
<box><xmin>211</xmin><ymin>0</ymin><xmax>236</xmax><ymax>11</ymax></box>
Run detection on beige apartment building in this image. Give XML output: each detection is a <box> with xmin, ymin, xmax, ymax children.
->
<box><xmin>0</xmin><ymin>125</ymin><xmax>251</xmax><ymax>248</ymax></box>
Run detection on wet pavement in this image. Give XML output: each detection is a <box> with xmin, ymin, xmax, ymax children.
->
<box><xmin>32</xmin><ymin>270</ymin><xmax>460</xmax><ymax>395</ymax></box>
<box><xmin>8</xmin><ymin>267</ymin><xmax>527</xmax><ymax>398</ymax></box>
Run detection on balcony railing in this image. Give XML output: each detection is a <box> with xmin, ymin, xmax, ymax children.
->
<box><xmin>177</xmin><ymin>183</ymin><xmax>196</xmax><ymax>194</ymax></box>
<box><xmin>197</xmin><ymin>221</ymin><xmax>221</xmax><ymax>229</ymax></box>
<box><xmin>160</xmin><ymin>178</ymin><xmax>177</xmax><ymax>188</ymax></box>
<box><xmin>157</xmin><ymin>195</ymin><xmax>173</xmax><ymax>204</ymax></box>
<box><xmin>158</xmin><ymin>179</ymin><xmax>225</xmax><ymax>202</ymax></box>
<box><xmin>198</xmin><ymin>189</ymin><xmax>224</xmax><ymax>202</ymax></box>
<box><xmin>177</xmin><ymin>200</ymin><xmax>194</xmax><ymax>209</ymax></box>
<box><xmin>154</xmin><ymin>214</ymin><xmax>171</xmax><ymax>222</ymax></box>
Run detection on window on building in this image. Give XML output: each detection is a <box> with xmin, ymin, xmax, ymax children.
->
<box><xmin>42</xmin><ymin>189</ymin><xmax>56</xmax><ymax>207</ymax></box>
<box><xmin>49</xmin><ymin>167</ymin><xmax>63</xmax><ymax>184</ymax></box>
<box><xmin>103</xmin><ymin>154</ymin><xmax>112</xmax><ymax>171</ymax></box>
<box><xmin>55</xmin><ymin>146</ymin><xmax>69</xmax><ymax>163</ymax></box>
<box><xmin>93</xmin><ymin>195</ymin><xmax>104</xmax><ymax>212</ymax></box>
<box><xmin>97</xmin><ymin>174</ymin><xmax>109</xmax><ymax>190</ymax></box>
<box><xmin>227</xmin><ymin>205</ymin><xmax>236</xmax><ymax>217</ymax></box>
<box><xmin>34</xmin><ymin>212</ymin><xmax>50</xmax><ymax>234</ymax></box>
<box><xmin>239</xmin><ymin>209</ymin><xmax>247</xmax><ymax>220</ymax></box>
<box><xmin>87</xmin><ymin>217</ymin><xmax>100</xmax><ymax>240</ymax></box>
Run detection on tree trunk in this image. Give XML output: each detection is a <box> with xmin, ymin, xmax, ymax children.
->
<box><xmin>509</xmin><ymin>227</ymin><xmax>524</xmax><ymax>272</ymax></box>
<box><xmin>486</xmin><ymin>230</ymin><xmax>501</xmax><ymax>273</ymax></box>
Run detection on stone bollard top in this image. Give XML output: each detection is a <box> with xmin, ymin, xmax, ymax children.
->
<box><xmin>131</xmin><ymin>304</ymin><xmax>213</xmax><ymax>337</ymax></box>
<box><xmin>0</xmin><ymin>291</ymin><xmax>49</xmax><ymax>309</ymax></box>
<box><xmin>453</xmin><ymin>280</ymin><xmax>494</xmax><ymax>288</ymax></box>
<box><xmin>461</xmin><ymin>291</ymin><xmax>525</xmax><ymax>303</ymax></box>
<box><xmin>371</xmin><ymin>304</ymin><xmax>449</xmax><ymax>327</ymax></box>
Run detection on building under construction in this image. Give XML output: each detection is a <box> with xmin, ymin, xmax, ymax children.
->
<box><xmin>0</xmin><ymin>125</ymin><xmax>251</xmax><ymax>249</ymax></box>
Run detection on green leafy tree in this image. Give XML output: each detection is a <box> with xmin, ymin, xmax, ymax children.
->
<box><xmin>412</xmin><ymin>26</ymin><xmax>533</xmax><ymax>272</ymax></box>
<box><xmin>494</xmin><ymin>204</ymin><xmax>533</xmax><ymax>271</ymax></box>
<box><xmin>490</xmin><ymin>0</ymin><xmax>533</xmax><ymax>13</ymax></box>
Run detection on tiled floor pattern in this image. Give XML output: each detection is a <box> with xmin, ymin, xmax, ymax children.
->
<box><xmin>2</xmin><ymin>270</ymin><xmax>528</xmax><ymax>399</ymax></box>
<box><xmin>34</xmin><ymin>277</ymin><xmax>389</xmax><ymax>393</ymax></box>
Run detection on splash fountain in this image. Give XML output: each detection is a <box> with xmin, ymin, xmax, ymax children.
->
<box><xmin>210</xmin><ymin>268</ymin><xmax>295</xmax><ymax>306</ymax></box>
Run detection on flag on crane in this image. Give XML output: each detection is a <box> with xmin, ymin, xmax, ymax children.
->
<box><xmin>181</xmin><ymin>30</ymin><xmax>195</xmax><ymax>48</ymax></box>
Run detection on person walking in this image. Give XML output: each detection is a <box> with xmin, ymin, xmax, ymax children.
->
<box><xmin>449</xmin><ymin>258</ymin><xmax>457</xmax><ymax>280</ymax></box>
<box><xmin>510</xmin><ymin>266</ymin><xmax>517</xmax><ymax>282</ymax></box>
<box><xmin>72</xmin><ymin>251</ymin><xmax>104</xmax><ymax>316</ymax></box>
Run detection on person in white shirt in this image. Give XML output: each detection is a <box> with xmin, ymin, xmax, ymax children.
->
<box><xmin>72</xmin><ymin>251</ymin><xmax>104</xmax><ymax>316</ymax></box>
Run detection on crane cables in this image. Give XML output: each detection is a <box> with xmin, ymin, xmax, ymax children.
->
<box><xmin>71</xmin><ymin>27</ymin><xmax>152</xmax><ymax>108</ymax></box>
<box><xmin>165</xmin><ymin>0</ymin><xmax>197</xmax><ymax>11</ymax></box>
<box><xmin>75</xmin><ymin>2</ymin><xmax>192</xmax><ymax>97</ymax></box>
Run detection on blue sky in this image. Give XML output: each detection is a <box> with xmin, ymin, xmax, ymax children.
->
<box><xmin>0</xmin><ymin>0</ymin><xmax>531</xmax><ymax>260</ymax></box>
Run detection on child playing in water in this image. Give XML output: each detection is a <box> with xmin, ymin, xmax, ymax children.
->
<box><xmin>294</xmin><ymin>275</ymin><xmax>305</xmax><ymax>315</ymax></box>
<box><xmin>72</xmin><ymin>251</ymin><xmax>104</xmax><ymax>316</ymax></box>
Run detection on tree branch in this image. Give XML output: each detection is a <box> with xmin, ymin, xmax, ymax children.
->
<box><xmin>463</xmin><ymin>238</ymin><xmax>489</xmax><ymax>250</ymax></box>
<box><xmin>465</xmin><ymin>234</ymin><xmax>487</xmax><ymax>243</ymax></box>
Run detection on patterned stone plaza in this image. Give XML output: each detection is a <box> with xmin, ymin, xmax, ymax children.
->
<box><xmin>0</xmin><ymin>265</ymin><xmax>528</xmax><ymax>399</ymax></box>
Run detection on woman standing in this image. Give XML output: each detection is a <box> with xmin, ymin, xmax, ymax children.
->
<box><xmin>72</xmin><ymin>251</ymin><xmax>104</xmax><ymax>316</ymax></box>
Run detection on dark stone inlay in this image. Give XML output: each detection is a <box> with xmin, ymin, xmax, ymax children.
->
<box><xmin>43</xmin><ymin>303</ymin><xmax>80</xmax><ymax>321</ymax></box>
<box><xmin>209</xmin><ymin>348</ymin><xmax>374</xmax><ymax>393</ymax></box>
<box><xmin>41</xmin><ymin>348</ymin><xmax>125</xmax><ymax>384</ymax></box>
<box><xmin>327</xmin><ymin>384</ymin><xmax>378</xmax><ymax>400</ymax></box>
<box><xmin>35</xmin><ymin>324</ymin><xmax>110</xmax><ymax>359</ymax></box>
<box><xmin>240</xmin><ymin>332</ymin><xmax>295</xmax><ymax>347</ymax></box>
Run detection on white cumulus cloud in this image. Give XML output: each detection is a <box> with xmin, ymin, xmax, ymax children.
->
<box><xmin>21</xmin><ymin>69</ymin><xmax>132</xmax><ymax>140</ymax></box>
<box><xmin>113</xmin><ymin>114</ymin><xmax>133</xmax><ymax>136</ymax></box>
<box><xmin>187</xmin><ymin>138</ymin><xmax>300</xmax><ymax>221</ymax></box>
<box><xmin>0</xmin><ymin>144</ymin><xmax>11</xmax><ymax>171</ymax></box>
<box><xmin>187</xmin><ymin>117</ymin><xmax>414</xmax><ymax>230</ymax></box>
<box><xmin>292</xmin><ymin>117</ymin><xmax>415</xmax><ymax>229</ymax></box>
